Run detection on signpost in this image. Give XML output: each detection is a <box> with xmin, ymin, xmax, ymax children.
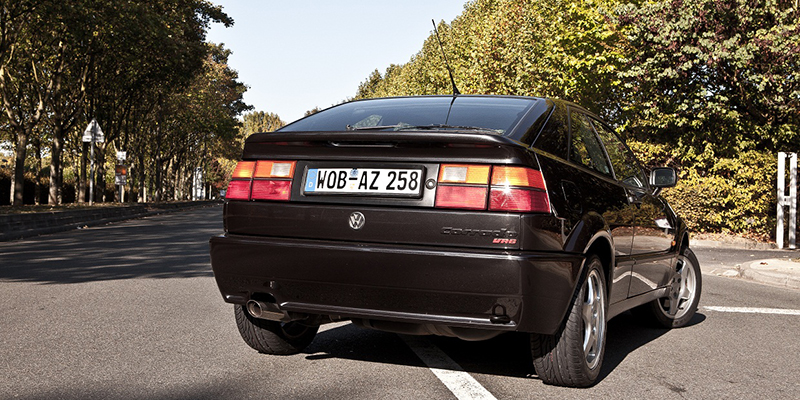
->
<box><xmin>116</xmin><ymin>152</ymin><xmax>127</xmax><ymax>203</ymax></box>
<box><xmin>83</xmin><ymin>119</ymin><xmax>104</xmax><ymax>205</ymax></box>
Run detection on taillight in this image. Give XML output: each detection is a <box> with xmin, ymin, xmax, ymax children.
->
<box><xmin>438</xmin><ymin>164</ymin><xmax>491</xmax><ymax>184</ymax></box>
<box><xmin>225</xmin><ymin>180</ymin><xmax>252</xmax><ymax>200</ymax></box>
<box><xmin>435</xmin><ymin>165</ymin><xmax>490</xmax><ymax>209</ymax></box>
<box><xmin>435</xmin><ymin>164</ymin><xmax>550</xmax><ymax>213</ymax></box>
<box><xmin>226</xmin><ymin>160</ymin><xmax>296</xmax><ymax>201</ymax></box>
<box><xmin>232</xmin><ymin>161</ymin><xmax>256</xmax><ymax>179</ymax></box>
<box><xmin>489</xmin><ymin>166</ymin><xmax>549</xmax><ymax>212</ymax></box>
<box><xmin>435</xmin><ymin>186</ymin><xmax>488</xmax><ymax>209</ymax></box>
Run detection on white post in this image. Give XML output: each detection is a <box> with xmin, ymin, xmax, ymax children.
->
<box><xmin>777</xmin><ymin>152</ymin><xmax>798</xmax><ymax>249</ymax></box>
<box><xmin>790</xmin><ymin>154</ymin><xmax>797</xmax><ymax>249</ymax></box>
<box><xmin>778</xmin><ymin>153</ymin><xmax>785</xmax><ymax>248</ymax></box>
<box><xmin>89</xmin><ymin>123</ymin><xmax>95</xmax><ymax>206</ymax></box>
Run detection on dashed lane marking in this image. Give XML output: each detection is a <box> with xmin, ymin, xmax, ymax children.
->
<box><xmin>704</xmin><ymin>306</ymin><xmax>800</xmax><ymax>315</ymax></box>
<box><xmin>402</xmin><ymin>335</ymin><xmax>498</xmax><ymax>400</ymax></box>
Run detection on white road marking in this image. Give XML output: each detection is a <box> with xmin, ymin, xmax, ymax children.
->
<box><xmin>401</xmin><ymin>335</ymin><xmax>497</xmax><ymax>400</ymax></box>
<box><xmin>704</xmin><ymin>306</ymin><xmax>800</xmax><ymax>316</ymax></box>
<box><xmin>317</xmin><ymin>321</ymin><xmax>351</xmax><ymax>333</ymax></box>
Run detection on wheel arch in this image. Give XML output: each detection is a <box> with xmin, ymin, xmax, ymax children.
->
<box><xmin>583</xmin><ymin>232</ymin><xmax>614</xmax><ymax>298</ymax></box>
<box><xmin>564</xmin><ymin>210</ymin><xmax>616</xmax><ymax>299</ymax></box>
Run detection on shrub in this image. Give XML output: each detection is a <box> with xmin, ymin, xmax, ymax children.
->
<box><xmin>631</xmin><ymin>141</ymin><xmax>776</xmax><ymax>238</ymax></box>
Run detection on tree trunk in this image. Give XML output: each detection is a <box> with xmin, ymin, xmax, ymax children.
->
<box><xmin>32</xmin><ymin>136</ymin><xmax>42</xmax><ymax>205</ymax></box>
<box><xmin>11</xmin><ymin>127</ymin><xmax>29</xmax><ymax>206</ymax></box>
<box><xmin>138</xmin><ymin>153</ymin><xmax>145</xmax><ymax>203</ymax></box>
<box><xmin>95</xmin><ymin>142</ymin><xmax>106</xmax><ymax>202</ymax></box>
<box><xmin>48</xmin><ymin>127</ymin><xmax>62</xmax><ymax>205</ymax></box>
<box><xmin>172</xmin><ymin>160</ymin><xmax>180</xmax><ymax>201</ymax></box>
<box><xmin>154</xmin><ymin>156</ymin><xmax>162</xmax><ymax>203</ymax></box>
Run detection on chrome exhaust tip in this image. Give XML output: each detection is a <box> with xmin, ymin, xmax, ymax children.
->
<box><xmin>246</xmin><ymin>300</ymin><xmax>285</xmax><ymax>321</ymax></box>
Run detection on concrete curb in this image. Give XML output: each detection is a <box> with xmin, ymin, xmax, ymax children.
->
<box><xmin>0</xmin><ymin>201</ymin><xmax>221</xmax><ymax>242</ymax></box>
<box><xmin>742</xmin><ymin>259</ymin><xmax>800</xmax><ymax>290</ymax></box>
<box><xmin>692</xmin><ymin>238</ymin><xmax>777</xmax><ymax>251</ymax></box>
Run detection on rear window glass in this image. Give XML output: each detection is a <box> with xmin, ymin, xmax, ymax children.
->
<box><xmin>278</xmin><ymin>96</ymin><xmax>538</xmax><ymax>135</ymax></box>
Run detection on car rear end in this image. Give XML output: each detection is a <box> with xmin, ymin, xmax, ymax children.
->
<box><xmin>210</xmin><ymin>96</ymin><xmax>584</xmax><ymax>337</ymax></box>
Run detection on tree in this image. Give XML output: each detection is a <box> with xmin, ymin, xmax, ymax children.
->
<box><xmin>0</xmin><ymin>0</ymin><xmax>65</xmax><ymax>205</ymax></box>
<box><xmin>81</xmin><ymin>0</ymin><xmax>233</xmax><ymax>203</ymax></box>
<box><xmin>354</xmin><ymin>69</ymin><xmax>384</xmax><ymax>100</ymax></box>
<box><xmin>155</xmin><ymin>43</ymin><xmax>250</xmax><ymax>200</ymax></box>
<box><xmin>354</xmin><ymin>0</ymin><xmax>627</xmax><ymax>120</ymax></box>
<box><xmin>616</xmin><ymin>0</ymin><xmax>800</xmax><ymax>160</ymax></box>
<box><xmin>304</xmin><ymin>107</ymin><xmax>322</xmax><ymax>117</ymax></box>
<box><xmin>242</xmin><ymin>111</ymin><xmax>285</xmax><ymax>134</ymax></box>
<box><xmin>0</xmin><ymin>0</ymin><xmax>240</xmax><ymax>205</ymax></box>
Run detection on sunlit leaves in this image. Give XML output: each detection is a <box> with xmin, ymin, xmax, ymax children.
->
<box><xmin>355</xmin><ymin>0</ymin><xmax>627</xmax><ymax>120</ymax></box>
<box><xmin>617</xmin><ymin>0</ymin><xmax>800</xmax><ymax>158</ymax></box>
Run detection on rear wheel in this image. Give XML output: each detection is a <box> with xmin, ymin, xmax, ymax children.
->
<box><xmin>234</xmin><ymin>305</ymin><xmax>318</xmax><ymax>354</ymax></box>
<box><xmin>531</xmin><ymin>255</ymin><xmax>607</xmax><ymax>387</ymax></box>
<box><xmin>634</xmin><ymin>247</ymin><xmax>702</xmax><ymax>328</ymax></box>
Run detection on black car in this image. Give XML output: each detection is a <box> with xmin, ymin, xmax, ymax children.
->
<box><xmin>209</xmin><ymin>95</ymin><xmax>702</xmax><ymax>387</ymax></box>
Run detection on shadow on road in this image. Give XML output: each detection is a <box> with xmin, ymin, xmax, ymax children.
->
<box><xmin>0</xmin><ymin>206</ymin><xmax>222</xmax><ymax>284</ymax></box>
<box><xmin>303</xmin><ymin>311</ymin><xmax>707</xmax><ymax>385</ymax></box>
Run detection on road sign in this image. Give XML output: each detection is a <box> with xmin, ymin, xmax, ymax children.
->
<box><xmin>116</xmin><ymin>151</ymin><xmax>127</xmax><ymax>161</ymax></box>
<box><xmin>82</xmin><ymin>119</ymin><xmax>104</xmax><ymax>143</ymax></box>
<box><xmin>115</xmin><ymin>164</ymin><xmax>128</xmax><ymax>187</ymax></box>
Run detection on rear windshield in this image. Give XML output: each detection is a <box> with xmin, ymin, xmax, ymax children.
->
<box><xmin>278</xmin><ymin>96</ymin><xmax>538</xmax><ymax>135</ymax></box>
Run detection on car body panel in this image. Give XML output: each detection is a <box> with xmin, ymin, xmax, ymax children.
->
<box><xmin>210</xmin><ymin>233</ymin><xmax>583</xmax><ymax>334</ymax></box>
<box><xmin>210</xmin><ymin>95</ymin><xmax>689</xmax><ymax>340</ymax></box>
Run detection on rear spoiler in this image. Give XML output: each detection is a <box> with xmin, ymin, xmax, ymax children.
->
<box><xmin>245</xmin><ymin>131</ymin><xmax>526</xmax><ymax>147</ymax></box>
<box><xmin>241</xmin><ymin>131</ymin><xmax>535</xmax><ymax>165</ymax></box>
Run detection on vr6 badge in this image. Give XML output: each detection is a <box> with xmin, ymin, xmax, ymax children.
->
<box><xmin>440</xmin><ymin>227</ymin><xmax>518</xmax><ymax>244</ymax></box>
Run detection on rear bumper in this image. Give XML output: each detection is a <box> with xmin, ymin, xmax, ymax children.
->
<box><xmin>210</xmin><ymin>233</ymin><xmax>583</xmax><ymax>335</ymax></box>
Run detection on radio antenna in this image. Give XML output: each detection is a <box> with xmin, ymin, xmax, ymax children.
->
<box><xmin>431</xmin><ymin>19</ymin><xmax>460</xmax><ymax>96</ymax></box>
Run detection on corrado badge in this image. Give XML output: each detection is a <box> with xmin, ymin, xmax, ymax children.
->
<box><xmin>441</xmin><ymin>227</ymin><xmax>518</xmax><ymax>244</ymax></box>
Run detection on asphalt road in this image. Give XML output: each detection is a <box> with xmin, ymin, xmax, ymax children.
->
<box><xmin>2</xmin><ymin>206</ymin><xmax>799</xmax><ymax>399</ymax></box>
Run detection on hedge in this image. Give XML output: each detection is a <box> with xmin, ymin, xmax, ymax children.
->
<box><xmin>629</xmin><ymin>141</ymin><xmax>779</xmax><ymax>239</ymax></box>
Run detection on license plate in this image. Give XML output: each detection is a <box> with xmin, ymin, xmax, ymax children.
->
<box><xmin>304</xmin><ymin>168</ymin><xmax>423</xmax><ymax>196</ymax></box>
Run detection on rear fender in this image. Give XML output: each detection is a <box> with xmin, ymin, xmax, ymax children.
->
<box><xmin>562</xmin><ymin>211</ymin><xmax>610</xmax><ymax>255</ymax></box>
<box><xmin>561</xmin><ymin>213</ymin><xmax>615</xmax><ymax>313</ymax></box>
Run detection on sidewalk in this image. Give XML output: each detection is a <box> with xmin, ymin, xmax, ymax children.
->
<box><xmin>739</xmin><ymin>259</ymin><xmax>800</xmax><ymax>290</ymax></box>
<box><xmin>0</xmin><ymin>200</ymin><xmax>220</xmax><ymax>242</ymax></box>
<box><xmin>693</xmin><ymin>238</ymin><xmax>800</xmax><ymax>290</ymax></box>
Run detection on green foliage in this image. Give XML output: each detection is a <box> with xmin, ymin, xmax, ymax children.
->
<box><xmin>618</xmin><ymin>0</ymin><xmax>799</xmax><ymax>238</ymax></box>
<box><xmin>304</xmin><ymin>107</ymin><xmax>322</xmax><ymax>117</ymax></box>
<box><xmin>242</xmin><ymin>111</ymin><xmax>285</xmax><ymax>134</ymax></box>
<box><xmin>355</xmin><ymin>0</ymin><xmax>627</xmax><ymax>119</ymax></box>
<box><xmin>632</xmin><ymin>141</ymin><xmax>777</xmax><ymax>237</ymax></box>
<box><xmin>354</xmin><ymin>0</ymin><xmax>797</xmax><ymax>239</ymax></box>
<box><xmin>0</xmin><ymin>0</ymin><xmax>253</xmax><ymax>204</ymax></box>
<box><xmin>157</xmin><ymin>43</ymin><xmax>251</xmax><ymax>193</ymax></box>
<box><xmin>616</xmin><ymin>0</ymin><xmax>800</xmax><ymax>157</ymax></box>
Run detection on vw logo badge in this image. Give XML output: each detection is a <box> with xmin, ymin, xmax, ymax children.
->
<box><xmin>348</xmin><ymin>212</ymin><xmax>365</xmax><ymax>230</ymax></box>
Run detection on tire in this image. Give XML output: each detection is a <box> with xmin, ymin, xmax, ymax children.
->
<box><xmin>634</xmin><ymin>247</ymin><xmax>702</xmax><ymax>328</ymax></box>
<box><xmin>234</xmin><ymin>305</ymin><xmax>319</xmax><ymax>355</ymax></box>
<box><xmin>531</xmin><ymin>255</ymin><xmax>607</xmax><ymax>387</ymax></box>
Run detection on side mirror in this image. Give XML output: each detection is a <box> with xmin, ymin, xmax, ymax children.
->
<box><xmin>650</xmin><ymin>167</ymin><xmax>677</xmax><ymax>191</ymax></box>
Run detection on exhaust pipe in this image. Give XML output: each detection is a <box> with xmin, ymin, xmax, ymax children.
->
<box><xmin>246</xmin><ymin>300</ymin><xmax>286</xmax><ymax>321</ymax></box>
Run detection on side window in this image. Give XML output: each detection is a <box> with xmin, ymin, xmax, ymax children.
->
<box><xmin>531</xmin><ymin>104</ymin><xmax>568</xmax><ymax>158</ymax></box>
<box><xmin>591</xmin><ymin>121</ymin><xmax>647</xmax><ymax>188</ymax></box>
<box><xmin>569</xmin><ymin>111</ymin><xmax>611</xmax><ymax>175</ymax></box>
